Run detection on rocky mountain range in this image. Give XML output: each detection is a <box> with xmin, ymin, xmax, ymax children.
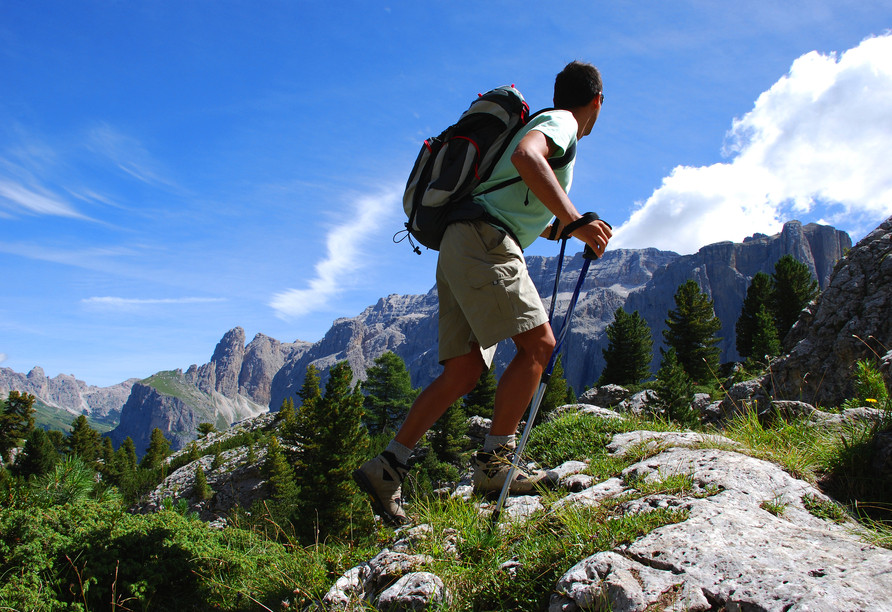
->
<box><xmin>106</xmin><ymin>329</ymin><xmax>311</xmax><ymax>454</ymax></box>
<box><xmin>0</xmin><ymin>366</ymin><xmax>137</xmax><ymax>423</ymax></box>
<box><xmin>2</xmin><ymin>220</ymin><xmax>851</xmax><ymax>453</ymax></box>
<box><xmin>268</xmin><ymin>220</ymin><xmax>850</xmax><ymax>409</ymax></box>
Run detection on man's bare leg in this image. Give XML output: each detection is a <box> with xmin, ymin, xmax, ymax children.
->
<box><xmin>489</xmin><ymin>323</ymin><xmax>556</xmax><ymax>437</ymax></box>
<box><xmin>393</xmin><ymin>346</ymin><xmax>486</xmax><ymax>449</ymax></box>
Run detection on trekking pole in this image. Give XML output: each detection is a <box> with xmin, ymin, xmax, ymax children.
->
<box><xmin>489</xmin><ymin>213</ymin><xmax>608</xmax><ymax>528</ymax></box>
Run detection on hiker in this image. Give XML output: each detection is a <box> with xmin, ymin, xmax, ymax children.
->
<box><xmin>354</xmin><ymin>60</ymin><xmax>612</xmax><ymax>524</ymax></box>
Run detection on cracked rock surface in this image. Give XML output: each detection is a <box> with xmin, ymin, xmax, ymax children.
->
<box><xmin>549</xmin><ymin>433</ymin><xmax>892</xmax><ymax>612</ymax></box>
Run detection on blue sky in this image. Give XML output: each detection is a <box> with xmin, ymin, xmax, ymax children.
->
<box><xmin>2</xmin><ymin>1</ymin><xmax>891</xmax><ymax>387</ymax></box>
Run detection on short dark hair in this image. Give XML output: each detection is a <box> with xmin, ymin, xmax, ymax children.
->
<box><xmin>554</xmin><ymin>61</ymin><xmax>602</xmax><ymax>109</ymax></box>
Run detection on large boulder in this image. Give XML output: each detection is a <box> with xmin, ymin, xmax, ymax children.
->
<box><xmin>771</xmin><ymin>215</ymin><xmax>892</xmax><ymax>407</ymax></box>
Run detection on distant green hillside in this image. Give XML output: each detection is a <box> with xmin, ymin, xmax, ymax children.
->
<box><xmin>142</xmin><ymin>370</ymin><xmax>242</xmax><ymax>433</ymax></box>
<box><xmin>0</xmin><ymin>395</ymin><xmax>118</xmax><ymax>435</ymax></box>
<box><xmin>32</xmin><ymin>398</ymin><xmax>117</xmax><ymax>434</ymax></box>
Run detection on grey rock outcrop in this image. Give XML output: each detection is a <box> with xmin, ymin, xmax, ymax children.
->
<box><xmin>323</xmin><ymin>550</ymin><xmax>436</xmax><ymax>610</ymax></box>
<box><xmin>329</xmin><ymin>428</ymin><xmax>892</xmax><ymax>611</ymax></box>
<box><xmin>376</xmin><ymin>572</ymin><xmax>451</xmax><ymax>612</ymax></box>
<box><xmin>771</xmin><ymin>215</ymin><xmax>892</xmax><ymax>406</ymax></box>
<box><xmin>579</xmin><ymin>385</ymin><xmax>630</xmax><ymax>408</ymax></box>
<box><xmin>0</xmin><ymin>366</ymin><xmax>137</xmax><ymax>422</ymax></box>
<box><xmin>549</xmin><ymin>436</ymin><xmax>890</xmax><ymax>612</ymax></box>
<box><xmin>133</xmin><ymin>412</ymin><xmax>277</xmax><ymax>519</ymax></box>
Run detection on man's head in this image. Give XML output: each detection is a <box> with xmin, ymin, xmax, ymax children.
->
<box><xmin>554</xmin><ymin>61</ymin><xmax>602</xmax><ymax>110</ymax></box>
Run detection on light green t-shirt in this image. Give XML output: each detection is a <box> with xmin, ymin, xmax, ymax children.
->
<box><xmin>472</xmin><ymin>110</ymin><xmax>578</xmax><ymax>249</ymax></box>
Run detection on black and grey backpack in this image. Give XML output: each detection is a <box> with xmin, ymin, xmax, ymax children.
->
<box><xmin>398</xmin><ymin>85</ymin><xmax>531</xmax><ymax>254</ymax></box>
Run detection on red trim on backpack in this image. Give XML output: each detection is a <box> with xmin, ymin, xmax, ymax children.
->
<box><xmin>424</xmin><ymin>139</ymin><xmax>432</xmax><ymax>154</ymax></box>
<box><xmin>451</xmin><ymin>136</ymin><xmax>481</xmax><ymax>179</ymax></box>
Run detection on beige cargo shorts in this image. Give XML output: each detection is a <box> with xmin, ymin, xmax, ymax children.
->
<box><xmin>436</xmin><ymin>220</ymin><xmax>548</xmax><ymax>367</ymax></box>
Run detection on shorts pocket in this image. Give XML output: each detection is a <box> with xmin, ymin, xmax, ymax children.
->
<box><xmin>466</xmin><ymin>260</ymin><xmax>523</xmax><ymax>320</ymax></box>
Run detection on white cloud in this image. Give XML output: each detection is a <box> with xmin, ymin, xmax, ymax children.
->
<box><xmin>269</xmin><ymin>187</ymin><xmax>399</xmax><ymax>318</ymax></box>
<box><xmin>612</xmin><ymin>33</ymin><xmax>892</xmax><ymax>254</ymax></box>
<box><xmin>82</xmin><ymin>297</ymin><xmax>227</xmax><ymax>311</ymax></box>
<box><xmin>0</xmin><ymin>353</ymin><xmax>7</xmax><ymax>364</ymax></box>
<box><xmin>0</xmin><ymin>179</ymin><xmax>89</xmax><ymax>219</ymax></box>
<box><xmin>87</xmin><ymin>124</ymin><xmax>178</xmax><ymax>189</ymax></box>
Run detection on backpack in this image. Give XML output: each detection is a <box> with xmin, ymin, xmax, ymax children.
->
<box><xmin>399</xmin><ymin>85</ymin><xmax>531</xmax><ymax>254</ymax></box>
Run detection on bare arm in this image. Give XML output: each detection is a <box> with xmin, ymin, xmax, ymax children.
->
<box><xmin>511</xmin><ymin>130</ymin><xmax>612</xmax><ymax>256</ymax></box>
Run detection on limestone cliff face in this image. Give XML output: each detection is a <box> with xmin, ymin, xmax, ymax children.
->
<box><xmin>108</xmin><ymin>368</ymin><xmax>270</xmax><ymax>456</ymax></box>
<box><xmin>0</xmin><ymin>366</ymin><xmax>137</xmax><ymax>420</ymax></box>
<box><xmin>111</xmin><ymin>328</ymin><xmax>310</xmax><ymax>455</ymax></box>
<box><xmin>269</xmin><ymin>292</ymin><xmax>441</xmax><ymax>410</ymax></box>
<box><xmin>183</xmin><ymin>327</ymin><xmax>311</xmax><ymax>406</ymax></box>
<box><xmin>623</xmin><ymin>221</ymin><xmax>851</xmax><ymax>372</ymax></box>
<box><xmin>771</xmin><ymin>216</ymin><xmax>892</xmax><ymax>406</ymax></box>
<box><xmin>108</xmin><ymin>380</ymin><xmax>206</xmax><ymax>454</ymax></box>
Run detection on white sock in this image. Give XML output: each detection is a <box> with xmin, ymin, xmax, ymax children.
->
<box><xmin>384</xmin><ymin>439</ymin><xmax>413</xmax><ymax>465</ymax></box>
<box><xmin>483</xmin><ymin>434</ymin><xmax>515</xmax><ymax>453</ymax></box>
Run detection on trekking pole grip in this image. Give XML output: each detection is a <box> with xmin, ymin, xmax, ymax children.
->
<box><xmin>562</xmin><ymin>213</ymin><xmax>611</xmax><ymax>260</ymax></box>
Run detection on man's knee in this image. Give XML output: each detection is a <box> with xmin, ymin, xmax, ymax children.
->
<box><xmin>442</xmin><ymin>349</ymin><xmax>486</xmax><ymax>394</ymax></box>
<box><xmin>514</xmin><ymin>324</ymin><xmax>556</xmax><ymax>365</ymax></box>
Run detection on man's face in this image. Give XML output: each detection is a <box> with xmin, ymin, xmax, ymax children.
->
<box><xmin>578</xmin><ymin>96</ymin><xmax>602</xmax><ymax>139</ymax></box>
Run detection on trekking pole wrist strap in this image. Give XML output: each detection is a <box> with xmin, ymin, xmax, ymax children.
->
<box><xmin>560</xmin><ymin>212</ymin><xmax>601</xmax><ymax>240</ymax></box>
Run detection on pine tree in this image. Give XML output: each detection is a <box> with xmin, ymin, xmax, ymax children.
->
<box><xmin>735</xmin><ymin>272</ymin><xmax>775</xmax><ymax>360</ymax></box>
<box><xmin>118</xmin><ymin>437</ymin><xmax>139</xmax><ymax>472</ymax></box>
<box><xmin>361</xmin><ymin>352</ymin><xmax>418</xmax><ymax>434</ymax></box>
<box><xmin>297</xmin><ymin>364</ymin><xmax>322</xmax><ymax>405</ymax></box>
<box><xmin>290</xmin><ymin>361</ymin><xmax>369</xmax><ymax>541</ymax></box>
<box><xmin>278</xmin><ymin>397</ymin><xmax>296</xmax><ymax>424</ymax></box>
<box><xmin>140</xmin><ymin>428</ymin><xmax>172</xmax><ymax>470</ymax></box>
<box><xmin>464</xmin><ymin>365</ymin><xmax>497</xmax><ymax>418</ymax></box>
<box><xmin>197</xmin><ymin>423</ymin><xmax>217</xmax><ymax>438</ymax></box>
<box><xmin>210</xmin><ymin>445</ymin><xmax>224</xmax><ymax>470</ymax></box>
<box><xmin>598</xmin><ymin>308</ymin><xmax>654</xmax><ymax>386</ymax></box>
<box><xmin>47</xmin><ymin>430</ymin><xmax>67</xmax><ymax>454</ymax></box>
<box><xmin>663</xmin><ymin>280</ymin><xmax>722</xmax><ymax>384</ymax></box>
<box><xmin>566</xmin><ymin>385</ymin><xmax>577</xmax><ymax>405</ymax></box>
<box><xmin>193</xmin><ymin>463</ymin><xmax>211</xmax><ymax>501</ymax></box>
<box><xmin>67</xmin><ymin>415</ymin><xmax>101</xmax><ymax>463</ymax></box>
<box><xmin>0</xmin><ymin>391</ymin><xmax>36</xmax><ymax>464</ymax></box>
<box><xmin>771</xmin><ymin>255</ymin><xmax>819</xmax><ymax>342</ymax></box>
<box><xmin>751</xmin><ymin>304</ymin><xmax>782</xmax><ymax>361</ymax></box>
<box><xmin>264</xmin><ymin>435</ymin><xmax>298</xmax><ymax>502</ymax></box>
<box><xmin>98</xmin><ymin>436</ymin><xmax>117</xmax><ymax>479</ymax></box>
<box><xmin>186</xmin><ymin>441</ymin><xmax>200</xmax><ymax>462</ymax></box>
<box><xmin>429</xmin><ymin>399</ymin><xmax>467</xmax><ymax>465</ymax></box>
<box><xmin>655</xmin><ymin>348</ymin><xmax>697</xmax><ymax>425</ymax></box>
<box><xmin>15</xmin><ymin>427</ymin><xmax>59</xmax><ymax>478</ymax></box>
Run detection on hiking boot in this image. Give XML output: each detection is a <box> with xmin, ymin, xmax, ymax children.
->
<box><xmin>471</xmin><ymin>445</ymin><xmax>553</xmax><ymax>495</ymax></box>
<box><xmin>353</xmin><ymin>451</ymin><xmax>409</xmax><ymax>525</ymax></box>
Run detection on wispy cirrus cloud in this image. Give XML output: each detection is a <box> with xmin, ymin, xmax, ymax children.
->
<box><xmin>612</xmin><ymin>33</ymin><xmax>892</xmax><ymax>253</ymax></box>
<box><xmin>87</xmin><ymin>124</ymin><xmax>178</xmax><ymax>189</ymax></box>
<box><xmin>0</xmin><ymin>178</ymin><xmax>90</xmax><ymax>219</ymax></box>
<box><xmin>81</xmin><ymin>296</ymin><xmax>228</xmax><ymax>312</ymax></box>
<box><xmin>269</xmin><ymin>187</ymin><xmax>399</xmax><ymax>318</ymax></box>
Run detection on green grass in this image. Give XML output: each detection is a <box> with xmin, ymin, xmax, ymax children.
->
<box><xmin>5</xmin><ymin>381</ymin><xmax>892</xmax><ymax>610</ymax></box>
<box><xmin>405</xmin><ymin>485</ymin><xmax>689</xmax><ymax>611</ymax></box>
